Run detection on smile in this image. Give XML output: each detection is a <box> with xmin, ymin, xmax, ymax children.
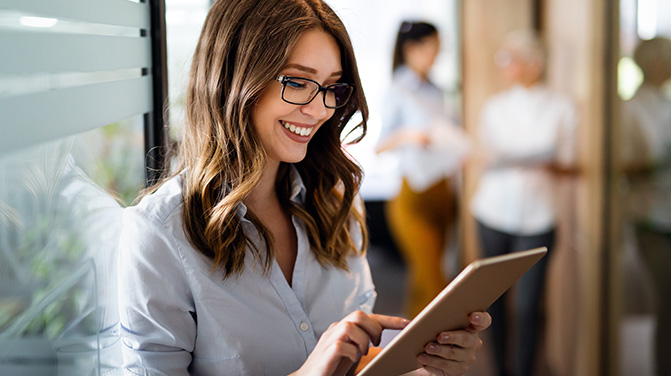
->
<box><xmin>281</xmin><ymin>120</ymin><xmax>313</xmax><ymax>137</ymax></box>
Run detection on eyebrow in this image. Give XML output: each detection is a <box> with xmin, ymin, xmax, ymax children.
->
<box><xmin>284</xmin><ymin>63</ymin><xmax>342</xmax><ymax>77</ymax></box>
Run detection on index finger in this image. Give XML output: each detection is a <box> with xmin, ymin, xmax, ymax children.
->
<box><xmin>369</xmin><ymin>313</ymin><xmax>411</xmax><ymax>331</ymax></box>
<box><xmin>342</xmin><ymin>312</ymin><xmax>409</xmax><ymax>346</ymax></box>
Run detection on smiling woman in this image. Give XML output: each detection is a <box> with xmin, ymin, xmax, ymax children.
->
<box><xmin>117</xmin><ymin>1</ymin><xmax>491</xmax><ymax>375</ymax></box>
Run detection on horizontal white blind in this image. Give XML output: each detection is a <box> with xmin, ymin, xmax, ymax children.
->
<box><xmin>0</xmin><ymin>0</ymin><xmax>150</xmax><ymax>29</ymax></box>
<box><xmin>0</xmin><ymin>77</ymin><xmax>152</xmax><ymax>151</ymax></box>
<box><xmin>0</xmin><ymin>32</ymin><xmax>152</xmax><ymax>74</ymax></box>
<box><xmin>0</xmin><ymin>0</ymin><xmax>154</xmax><ymax>153</ymax></box>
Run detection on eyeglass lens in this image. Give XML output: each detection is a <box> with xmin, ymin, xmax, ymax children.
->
<box><xmin>282</xmin><ymin>78</ymin><xmax>352</xmax><ymax>108</ymax></box>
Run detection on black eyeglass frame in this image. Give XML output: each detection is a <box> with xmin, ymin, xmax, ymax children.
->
<box><xmin>276</xmin><ymin>75</ymin><xmax>354</xmax><ymax>109</ymax></box>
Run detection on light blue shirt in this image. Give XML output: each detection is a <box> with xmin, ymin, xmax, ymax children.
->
<box><xmin>379</xmin><ymin>66</ymin><xmax>448</xmax><ymax>142</ymax></box>
<box><xmin>378</xmin><ymin>66</ymin><xmax>468</xmax><ymax>191</ymax></box>
<box><xmin>118</xmin><ymin>168</ymin><xmax>377</xmax><ymax>375</ymax></box>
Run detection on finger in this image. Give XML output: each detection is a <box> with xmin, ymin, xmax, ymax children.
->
<box><xmin>337</xmin><ymin>320</ymin><xmax>372</xmax><ymax>356</ymax></box>
<box><xmin>368</xmin><ymin>313</ymin><xmax>411</xmax><ymax>330</ymax></box>
<box><xmin>340</xmin><ymin>311</ymin><xmax>384</xmax><ymax>346</ymax></box>
<box><xmin>330</xmin><ymin>339</ymin><xmax>360</xmax><ymax>364</ymax></box>
<box><xmin>417</xmin><ymin>354</ymin><xmax>470</xmax><ymax>376</ymax></box>
<box><xmin>467</xmin><ymin>312</ymin><xmax>492</xmax><ymax>332</ymax></box>
<box><xmin>435</xmin><ymin>330</ymin><xmax>482</xmax><ymax>350</ymax></box>
<box><xmin>315</xmin><ymin>341</ymin><xmax>358</xmax><ymax>376</ymax></box>
<box><xmin>424</xmin><ymin>342</ymin><xmax>474</xmax><ymax>363</ymax></box>
<box><xmin>342</xmin><ymin>311</ymin><xmax>408</xmax><ymax>346</ymax></box>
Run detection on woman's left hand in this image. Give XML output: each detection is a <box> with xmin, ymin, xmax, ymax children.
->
<box><xmin>412</xmin><ymin>312</ymin><xmax>491</xmax><ymax>376</ymax></box>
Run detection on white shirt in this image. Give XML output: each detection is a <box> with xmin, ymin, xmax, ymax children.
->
<box><xmin>622</xmin><ymin>84</ymin><xmax>671</xmax><ymax>228</ymax></box>
<box><xmin>470</xmin><ymin>85</ymin><xmax>578</xmax><ymax>235</ymax></box>
<box><xmin>117</xmin><ymin>168</ymin><xmax>377</xmax><ymax>376</ymax></box>
<box><xmin>379</xmin><ymin>66</ymin><xmax>471</xmax><ymax>192</ymax></box>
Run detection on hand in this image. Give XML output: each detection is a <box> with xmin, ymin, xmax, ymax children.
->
<box><xmin>403</xmin><ymin>129</ymin><xmax>432</xmax><ymax>148</ymax></box>
<box><xmin>290</xmin><ymin>311</ymin><xmax>409</xmax><ymax>376</ymax></box>
<box><xmin>412</xmin><ymin>312</ymin><xmax>491</xmax><ymax>376</ymax></box>
<box><xmin>464</xmin><ymin>146</ymin><xmax>497</xmax><ymax>169</ymax></box>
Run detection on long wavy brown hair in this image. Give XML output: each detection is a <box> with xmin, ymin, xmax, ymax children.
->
<box><xmin>159</xmin><ymin>0</ymin><xmax>369</xmax><ymax>278</ymax></box>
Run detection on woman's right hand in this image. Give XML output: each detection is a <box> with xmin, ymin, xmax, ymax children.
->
<box><xmin>290</xmin><ymin>311</ymin><xmax>410</xmax><ymax>376</ymax></box>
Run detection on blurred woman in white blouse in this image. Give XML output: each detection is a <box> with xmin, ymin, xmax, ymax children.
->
<box><xmin>470</xmin><ymin>29</ymin><xmax>578</xmax><ymax>376</ymax></box>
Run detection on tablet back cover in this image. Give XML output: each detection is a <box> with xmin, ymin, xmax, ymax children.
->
<box><xmin>357</xmin><ymin>247</ymin><xmax>547</xmax><ymax>376</ymax></box>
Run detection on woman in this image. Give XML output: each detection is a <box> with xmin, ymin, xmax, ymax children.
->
<box><xmin>376</xmin><ymin>21</ymin><xmax>470</xmax><ymax>318</ymax></box>
<box><xmin>470</xmin><ymin>29</ymin><xmax>578</xmax><ymax>376</ymax></box>
<box><xmin>118</xmin><ymin>1</ymin><xmax>489</xmax><ymax>375</ymax></box>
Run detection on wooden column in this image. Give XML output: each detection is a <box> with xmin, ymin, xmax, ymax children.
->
<box><xmin>460</xmin><ymin>0</ymin><xmax>533</xmax><ymax>264</ymax></box>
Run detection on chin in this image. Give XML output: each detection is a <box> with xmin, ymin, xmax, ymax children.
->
<box><xmin>278</xmin><ymin>150</ymin><xmax>309</xmax><ymax>164</ymax></box>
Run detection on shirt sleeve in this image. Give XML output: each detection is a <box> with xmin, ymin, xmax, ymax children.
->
<box><xmin>554</xmin><ymin>98</ymin><xmax>579</xmax><ymax>167</ymax></box>
<box><xmin>117</xmin><ymin>207</ymin><xmax>196</xmax><ymax>376</ymax></box>
<box><xmin>376</xmin><ymin>85</ymin><xmax>404</xmax><ymax>149</ymax></box>
<box><xmin>477</xmin><ymin>99</ymin><xmax>497</xmax><ymax>149</ymax></box>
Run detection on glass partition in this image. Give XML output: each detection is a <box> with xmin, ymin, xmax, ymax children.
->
<box><xmin>614</xmin><ymin>0</ymin><xmax>671</xmax><ymax>375</ymax></box>
<box><xmin>0</xmin><ymin>116</ymin><xmax>145</xmax><ymax>375</ymax></box>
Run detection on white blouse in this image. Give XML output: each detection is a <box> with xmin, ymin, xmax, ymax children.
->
<box><xmin>117</xmin><ymin>169</ymin><xmax>377</xmax><ymax>376</ymax></box>
<box><xmin>470</xmin><ymin>84</ymin><xmax>578</xmax><ymax>235</ymax></box>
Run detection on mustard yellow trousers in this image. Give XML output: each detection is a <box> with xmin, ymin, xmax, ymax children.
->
<box><xmin>386</xmin><ymin>178</ymin><xmax>455</xmax><ymax>318</ymax></box>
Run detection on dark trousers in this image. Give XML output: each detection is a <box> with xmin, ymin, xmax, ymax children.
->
<box><xmin>476</xmin><ymin>221</ymin><xmax>554</xmax><ymax>376</ymax></box>
<box><xmin>635</xmin><ymin>223</ymin><xmax>671</xmax><ymax>376</ymax></box>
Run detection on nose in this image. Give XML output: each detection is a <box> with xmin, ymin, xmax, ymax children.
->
<box><xmin>300</xmin><ymin>91</ymin><xmax>331</xmax><ymax>120</ymax></box>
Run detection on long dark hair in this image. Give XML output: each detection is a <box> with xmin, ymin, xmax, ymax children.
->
<box><xmin>392</xmin><ymin>21</ymin><xmax>438</xmax><ymax>73</ymax></box>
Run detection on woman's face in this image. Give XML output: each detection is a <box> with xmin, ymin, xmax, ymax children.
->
<box><xmin>496</xmin><ymin>47</ymin><xmax>543</xmax><ymax>87</ymax></box>
<box><xmin>252</xmin><ymin>29</ymin><xmax>342</xmax><ymax>166</ymax></box>
<box><xmin>404</xmin><ymin>34</ymin><xmax>440</xmax><ymax>77</ymax></box>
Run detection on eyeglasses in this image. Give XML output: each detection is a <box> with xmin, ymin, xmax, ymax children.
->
<box><xmin>276</xmin><ymin>75</ymin><xmax>354</xmax><ymax>109</ymax></box>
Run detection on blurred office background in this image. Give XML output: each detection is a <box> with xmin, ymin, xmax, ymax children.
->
<box><xmin>1</xmin><ymin>0</ymin><xmax>670</xmax><ymax>375</ymax></box>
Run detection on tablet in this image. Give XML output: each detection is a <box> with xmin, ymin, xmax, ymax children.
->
<box><xmin>356</xmin><ymin>247</ymin><xmax>547</xmax><ymax>376</ymax></box>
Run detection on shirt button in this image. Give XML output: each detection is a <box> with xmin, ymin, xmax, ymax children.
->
<box><xmin>299</xmin><ymin>322</ymin><xmax>309</xmax><ymax>332</ymax></box>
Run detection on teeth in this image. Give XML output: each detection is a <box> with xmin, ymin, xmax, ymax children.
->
<box><xmin>282</xmin><ymin>121</ymin><xmax>312</xmax><ymax>137</ymax></box>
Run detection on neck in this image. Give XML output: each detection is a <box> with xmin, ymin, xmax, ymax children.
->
<box><xmin>245</xmin><ymin>159</ymin><xmax>280</xmax><ymax>210</ymax></box>
<box><xmin>406</xmin><ymin>65</ymin><xmax>429</xmax><ymax>81</ymax></box>
<box><xmin>518</xmin><ymin>74</ymin><xmax>540</xmax><ymax>88</ymax></box>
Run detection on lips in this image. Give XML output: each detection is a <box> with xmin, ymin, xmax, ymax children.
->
<box><xmin>281</xmin><ymin>120</ymin><xmax>314</xmax><ymax>137</ymax></box>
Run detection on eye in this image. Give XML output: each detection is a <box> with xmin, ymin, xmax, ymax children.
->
<box><xmin>285</xmin><ymin>78</ymin><xmax>308</xmax><ymax>89</ymax></box>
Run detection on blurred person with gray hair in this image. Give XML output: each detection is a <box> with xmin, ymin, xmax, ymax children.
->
<box><xmin>621</xmin><ymin>36</ymin><xmax>671</xmax><ymax>376</ymax></box>
<box><xmin>470</xmin><ymin>29</ymin><xmax>579</xmax><ymax>376</ymax></box>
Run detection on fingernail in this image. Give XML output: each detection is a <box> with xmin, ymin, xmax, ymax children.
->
<box><xmin>418</xmin><ymin>354</ymin><xmax>430</xmax><ymax>363</ymax></box>
<box><xmin>440</xmin><ymin>334</ymin><xmax>450</xmax><ymax>342</ymax></box>
<box><xmin>472</xmin><ymin>313</ymin><xmax>481</xmax><ymax>322</ymax></box>
<box><xmin>427</xmin><ymin>343</ymin><xmax>437</xmax><ymax>353</ymax></box>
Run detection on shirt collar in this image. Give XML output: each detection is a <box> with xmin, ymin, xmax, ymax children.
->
<box><xmin>395</xmin><ymin>65</ymin><xmax>427</xmax><ymax>91</ymax></box>
<box><xmin>287</xmin><ymin>164</ymin><xmax>307</xmax><ymax>204</ymax></box>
